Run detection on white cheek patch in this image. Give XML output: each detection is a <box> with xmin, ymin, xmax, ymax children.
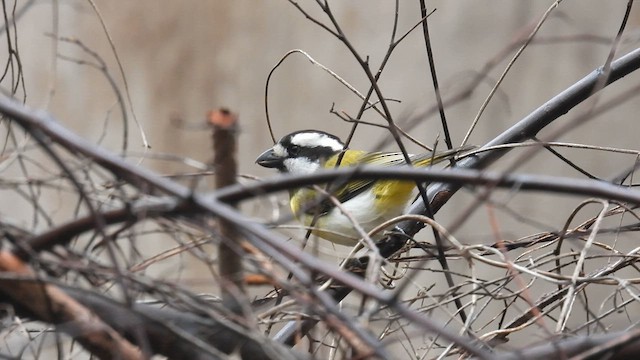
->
<box><xmin>283</xmin><ymin>158</ymin><xmax>319</xmax><ymax>175</ymax></box>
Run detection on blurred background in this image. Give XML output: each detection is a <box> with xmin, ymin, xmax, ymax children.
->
<box><xmin>10</xmin><ymin>0</ymin><xmax>640</xmax><ymax>244</ymax></box>
<box><xmin>3</xmin><ymin>0</ymin><xmax>640</xmax><ymax>356</ymax></box>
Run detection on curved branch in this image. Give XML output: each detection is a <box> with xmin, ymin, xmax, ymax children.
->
<box><xmin>2</xmin><ymin>46</ymin><xmax>640</xmax><ymax>358</ymax></box>
<box><xmin>411</xmin><ymin>46</ymin><xmax>640</xmax><ymax>232</ymax></box>
<box><xmin>271</xmin><ymin>46</ymin><xmax>640</xmax><ymax>344</ymax></box>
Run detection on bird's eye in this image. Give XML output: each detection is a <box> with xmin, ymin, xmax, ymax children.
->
<box><xmin>289</xmin><ymin>145</ymin><xmax>300</xmax><ymax>156</ymax></box>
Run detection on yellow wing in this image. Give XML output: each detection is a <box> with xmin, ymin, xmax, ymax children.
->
<box><xmin>316</xmin><ymin>146</ymin><xmax>469</xmax><ymax>210</ymax></box>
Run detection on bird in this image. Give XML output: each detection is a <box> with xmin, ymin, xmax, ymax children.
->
<box><xmin>256</xmin><ymin>130</ymin><xmax>467</xmax><ymax>246</ymax></box>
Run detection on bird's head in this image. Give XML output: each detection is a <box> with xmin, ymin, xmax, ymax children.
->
<box><xmin>256</xmin><ymin>130</ymin><xmax>345</xmax><ymax>174</ymax></box>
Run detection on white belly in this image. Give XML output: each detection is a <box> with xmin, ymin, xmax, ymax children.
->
<box><xmin>306</xmin><ymin>190</ymin><xmax>406</xmax><ymax>246</ymax></box>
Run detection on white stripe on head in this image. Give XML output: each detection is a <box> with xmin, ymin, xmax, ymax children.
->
<box><xmin>289</xmin><ymin>132</ymin><xmax>344</xmax><ymax>152</ymax></box>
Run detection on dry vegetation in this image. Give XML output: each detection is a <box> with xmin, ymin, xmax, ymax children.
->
<box><xmin>1</xmin><ymin>1</ymin><xmax>640</xmax><ymax>359</ymax></box>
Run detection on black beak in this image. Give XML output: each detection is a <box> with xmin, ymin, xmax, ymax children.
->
<box><xmin>256</xmin><ymin>148</ymin><xmax>284</xmax><ymax>169</ymax></box>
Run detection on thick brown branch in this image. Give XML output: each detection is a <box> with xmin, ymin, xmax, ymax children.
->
<box><xmin>0</xmin><ymin>251</ymin><xmax>143</xmax><ymax>360</ymax></box>
<box><xmin>209</xmin><ymin>108</ymin><xmax>247</xmax><ymax>314</ymax></box>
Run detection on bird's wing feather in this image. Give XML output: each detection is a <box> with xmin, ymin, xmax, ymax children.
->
<box><xmin>319</xmin><ymin>150</ymin><xmax>373</xmax><ymax>209</ymax></box>
<box><xmin>321</xmin><ymin>151</ymin><xmax>419</xmax><ymax>206</ymax></box>
<box><xmin>311</xmin><ymin>146</ymin><xmax>471</xmax><ymax>214</ymax></box>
